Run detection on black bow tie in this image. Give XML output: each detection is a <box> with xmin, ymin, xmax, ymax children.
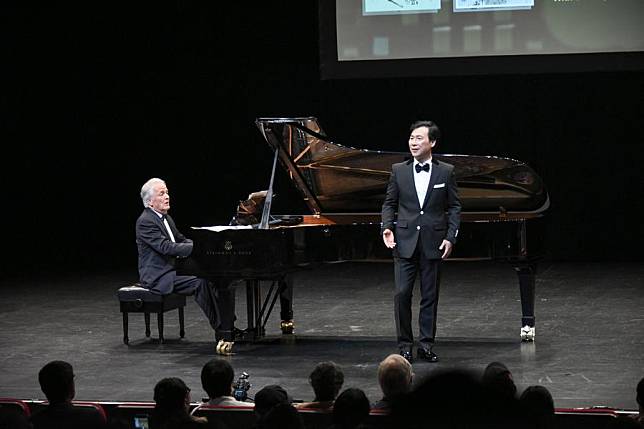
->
<box><xmin>415</xmin><ymin>163</ymin><xmax>429</xmax><ymax>173</ymax></box>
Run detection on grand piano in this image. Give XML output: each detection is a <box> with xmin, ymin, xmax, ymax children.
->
<box><xmin>178</xmin><ymin>117</ymin><xmax>549</xmax><ymax>342</ymax></box>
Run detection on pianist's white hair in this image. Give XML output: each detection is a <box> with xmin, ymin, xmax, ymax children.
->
<box><xmin>140</xmin><ymin>178</ymin><xmax>166</xmax><ymax>208</ymax></box>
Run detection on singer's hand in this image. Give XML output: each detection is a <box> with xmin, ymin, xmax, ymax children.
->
<box><xmin>439</xmin><ymin>239</ymin><xmax>453</xmax><ymax>259</ymax></box>
<box><xmin>383</xmin><ymin>229</ymin><xmax>396</xmax><ymax>249</ymax></box>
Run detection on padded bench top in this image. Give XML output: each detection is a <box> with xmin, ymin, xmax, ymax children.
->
<box><xmin>117</xmin><ymin>285</ymin><xmax>165</xmax><ymax>302</ymax></box>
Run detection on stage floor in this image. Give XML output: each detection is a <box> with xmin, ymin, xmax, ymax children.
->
<box><xmin>1</xmin><ymin>261</ymin><xmax>642</xmax><ymax>410</ymax></box>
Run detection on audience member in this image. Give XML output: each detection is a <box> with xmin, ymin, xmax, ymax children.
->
<box><xmin>257</xmin><ymin>403</ymin><xmax>303</xmax><ymax>429</ymax></box>
<box><xmin>372</xmin><ymin>353</ymin><xmax>413</xmax><ymax>410</ymax></box>
<box><xmin>519</xmin><ymin>385</ymin><xmax>555</xmax><ymax>429</ymax></box>
<box><xmin>330</xmin><ymin>388</ymin><xmax>371</xmax><ymax>429</ymax></box>
<box><xmin>608</xmin><ymin>415</ymin><xmax>644</xmax><ymax>429</ymax></box>
<box><xmin>391</xmin><ymin>367</ymin><xmax>523</xmax><ymax>429</ymax></box>
<box><xmin>482</xmin><ymin>361</ymin><xmax>517</xmax><ymax>400</ymax></box>
<box><xmin>31</xmin><ymin>360</ymin><xmax>106</xmax><ymax>429</ymax></box>
<box><xmin>254</xmin><ymin>385</ymin><xmax>291</xmax><ymax>422</ymax></box>
<box><xmin>295</xmin><ymin>361</ymin><xmax>344</xmax><ymax>410</ymax></box>
<box><xmin>0</xmin><ymin>406</ymin><xmax>31</xmax><ymax>429</ymax></box>
<box><xmin>150</xmin><ymin>377</ymin><xmax>207</xmax><ymax>429</ymax></box>
<box><xmin>200</xmin><ymin>358</ymin><xmax>251</xmax><ymax>406</ymax></box>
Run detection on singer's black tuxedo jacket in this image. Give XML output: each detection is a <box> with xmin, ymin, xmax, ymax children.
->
<box><xmin>381</xmin><ymin>158</ymin><xmax>461</xmax><ymax>259</ymax></box>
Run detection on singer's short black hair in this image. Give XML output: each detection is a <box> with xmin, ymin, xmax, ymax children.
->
<box><xmin>201</xmin><ymin>358</ymin><xmax>235</xmax><ymax>399</ymax></box>
<box><xmin>409</xmin><ymin>120</ymin><xmax>441</xmax><ymax>142</ymax></box>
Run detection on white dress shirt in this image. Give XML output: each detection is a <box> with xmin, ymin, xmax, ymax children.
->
<box><xmin>413</xmin><ymin>158</ymin><xmax>432</xmax><ymax>208</ymax></box>
<box><xmin>152</xmin><ymin>209</ymin><xmax>176</xmax><ymax>242</ymax></box>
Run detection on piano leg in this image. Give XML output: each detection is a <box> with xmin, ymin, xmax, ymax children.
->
<box><xmin>514</xmin><ymin>263</ymin><xmax>536</xmax><ymax>342</ymax></box>
<box><xmin>279</xmin><ymin>275</ymin><xmax>294</xmax><ymax>334</ymax></box>
<box><xmin>246</xmin><ymin>280</ymin><xmax>264</xmax><ymax>340</ymax></box>
<box><xmin>243</xmin><ymin>277</ymin><xmax>293</xmax><ymax>341</ymax></box>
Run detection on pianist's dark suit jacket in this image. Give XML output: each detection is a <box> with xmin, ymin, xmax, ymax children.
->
<box><xmin>136</xmin><ymin>207</ymin><xmax>193</xmax><ymax>293</ymax></box>
<box><xmin>381</xmin><ymin>158</ymin><xmax>461</xmax><ymax>259</ymax></box>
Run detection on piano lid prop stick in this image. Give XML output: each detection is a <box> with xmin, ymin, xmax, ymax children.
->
<box><xmin>259</xmin><ymin>148</ymin><xmax>279</xmax><ymax>229</ymax></box>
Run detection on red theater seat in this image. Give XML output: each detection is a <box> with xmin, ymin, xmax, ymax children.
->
<box><xmin>555</xmin><ymin>407</ymin><xmax>618</xmax><ymax>429</ymax></box>
<box><xmin>191</xmin><ymin>404</ymin><xmax>256</xmax><ymax>429</ymax></box>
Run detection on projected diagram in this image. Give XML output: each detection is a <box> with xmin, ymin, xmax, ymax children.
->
<box><xmin>363</xmin><ymin>0</ymin><xmax>441</xmax><ymax>15</ymax></box>
<box><xmin>454</xmin><ymin>0</ymin><xmax>534</xmax><ymax>12</ymax></box>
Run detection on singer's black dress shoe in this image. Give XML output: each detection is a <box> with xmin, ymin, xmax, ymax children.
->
<box><xmin>399</xmin><ymin>349</ymin><xmax>413</xmax><ymax>363</ymax></box>
<box><xmin>418</xmin><ymin>347</ymin><xmax>439</xmax><ymax>362</ymax></box>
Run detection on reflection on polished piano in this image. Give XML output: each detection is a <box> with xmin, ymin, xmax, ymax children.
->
<box><xmin>177</xmin><ymin>117</ymin><xmax>549</xmax><ymax>342</ymax></box>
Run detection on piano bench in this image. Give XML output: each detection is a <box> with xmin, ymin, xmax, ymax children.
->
<box><xmin>117</xmin><ymin>284</ymin><xmax>186</xmax><ymax>345</ymax></box>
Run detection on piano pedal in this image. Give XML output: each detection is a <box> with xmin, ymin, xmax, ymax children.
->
<box><xmin>280</xmin><ymin>320</ymin><xmax>295</xmax><ymax>335</ymax></box>
<box><xmin>520</xmin><ymin>325</ymin><xmax>535</xmax><ymax>342</ymax></box>
<box><xmin>216</xmin><ymin>339</ymin><xmax>234</xmax><ymax>355</ymax></box>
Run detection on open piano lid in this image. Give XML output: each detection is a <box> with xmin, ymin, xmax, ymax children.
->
<box><xmin>255</xmin><ymin>117</ymin><xmax>549</xmax><ymax>215</ymax></box>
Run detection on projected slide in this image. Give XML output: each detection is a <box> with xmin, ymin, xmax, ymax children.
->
<box><xmin>363</xmin><ymin>0</ymin><xmax>441</xmax><ymax>15</ymax></box>
<box><xmin>454</xmin><ymin>0</ymin><xmax>534</xmax><ymax>12</ymax></box>
<box><xmin>337</xmin><ymin>0</ymin><xmax>644</xmax><ymax>61</ymax></box>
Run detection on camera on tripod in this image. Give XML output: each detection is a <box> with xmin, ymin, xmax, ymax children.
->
<box><xmin>232</xmin><ymin>371</ymin><xmax>251</xmax><ymax>402</ymax></box>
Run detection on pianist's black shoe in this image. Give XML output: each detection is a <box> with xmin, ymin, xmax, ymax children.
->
<box><xmin>399</xmin><ymin>349</ymin><xmax>413</xmax><ymax>363</ymax></box>
<box><xmin>417</xmin><ymin>347</ymin><xmax>439</xmax><ymax>362</ymax></box>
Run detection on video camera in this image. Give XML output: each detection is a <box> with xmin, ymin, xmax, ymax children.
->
<box><xmin>233</xmin><ymin>371</ymin><xmax>251</xmax><ymax>402</ymax></box>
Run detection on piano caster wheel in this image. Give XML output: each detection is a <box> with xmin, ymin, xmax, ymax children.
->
<box><xmin>520</xmin><ymin>325</ymin><xmax>535</xmax><ymax>342</ymax></box>
<box><xmin>280</xmin><ymin>320</ymin><xmax>294</xmax><ymax>335</ymax></box>
<box><xmin>216</xmin><ymin>340</ymin><xmax>234</xmax><ymax>355</ymax></box>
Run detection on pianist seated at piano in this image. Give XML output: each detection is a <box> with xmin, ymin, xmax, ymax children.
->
<box><xmin>136</xmin><ymin>177</ymin><xmax>236</xmax><ymax>354</ymax></box>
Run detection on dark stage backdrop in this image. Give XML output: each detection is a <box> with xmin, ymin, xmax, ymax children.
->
<box><xmin>2</xmin><ymin>2</ymin><xmax>643</xmax><ymax>278</ymax></box>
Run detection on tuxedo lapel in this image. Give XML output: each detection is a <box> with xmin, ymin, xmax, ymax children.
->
<box><xmin>147</xmin><ymin>208</ymin><xmax>171</xmax><ymax>240</ymax></box>
<box><xmin>401</xmin><ymin>161</ymin><xmax>420</xmax><ymax>209</ymax></box>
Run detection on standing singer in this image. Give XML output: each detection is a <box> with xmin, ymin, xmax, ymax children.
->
<box><xmin>381</xmin><ymin>121</ymin><xmax>461</xmax><ymax>363</ymax></box>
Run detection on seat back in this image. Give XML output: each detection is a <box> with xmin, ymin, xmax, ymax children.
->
<box><xmin>23</xmin><ymin>400</ymin><xmax>107</xmax><ymax>424</ymax></box>
<box><xmin>298</xmin><ymin>408</ymin><xmax>394</xmax><ymax>429</ymax></box>
<box><xmin>111</xmin><ymin>402</ymin><xmax>155</xmax><ymax>429</ymax></box>
<box><xmin>71</xmin><ymin>401</ymin><xmax>108</xmax><ymax>424</ymax></box>
<box><xmin>555</xmin><ymin>408</ymin><xmax>618</xmax><ymax>429</ymax></box>
<box><xmin>191</xmin><ymin>404</ymin><xmax>256</xmax><ymax>429</ymax></box>
<box><xmin>297</xmin><ymin>408</ymin><xmax>333</xmax><ymax>429</ymax></box>
<box><xmin>0</xmin><ymin>398</ymin><xmax>31</xmax><ymax>418</ymax></box>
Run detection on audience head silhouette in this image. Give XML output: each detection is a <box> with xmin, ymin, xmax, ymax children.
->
<box><xmin>33</xmin><ymin>361</ymin><xmax>107</xmax><ymax>429</ymax></box>
<box><xmin>392</xmin><ymin>367</ymin><xmax>523</xmax><ymax>428</ymax></box>
<box><xmin>520</xmin><ymin>385</ymin><xmax>555</xmax><ymax>429</ymax></box>
<box><xmin>154</xmin><ymin>377</ymin><xmax>190</xmax><ymax>411</ymax></box>
<box><xmin>309</xmin><ymin>361</ymin><xmax>344</xmax><ymax>402</ymax></box>
<box><xmin>258</xmin><ymin>402</ymin><xmax>304</xmax><ymax>429</ymax></box>
<box><xmin>38</xmin><ymin>360</ymin><xmax>75</xmax><ymax>404</ymax></box>
<box><xmin>482</xmin><ymin>361</ymin><xmax>517</xmax><ymax>399</ymax></box>
<box><xmin>332</xmin><ymin>388</ymin><xmax>370</xmax><ymax>429</ymax></box>
<box><xmin>201</xmin><ymin>358</ymin><xmax>235</xmax><ymax>399</ymax></box>
<box><xmin>377</xmin><ymin>354</ymin><xmax>413</xmax><ymax>403</ymax></box>
<box><xmin>520</xmin><ymin>385</ymin><xmax>554</xmax><ymax>414</ymax></box>
<box><xmin>151</xmin><ymin>377</ymin><xmax>206</xmax><ymax>428</ymax></box>
<box><xmin>254</xmin><ymin>385</ymin><xmax>290</xmax><ymax>420</ymax></box>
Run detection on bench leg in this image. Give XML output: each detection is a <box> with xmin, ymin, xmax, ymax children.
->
<box><xmin>144</xmin><ymin>313</ymin><xmax>151</xmax><ymax>337</ymax></box>
<box><xmin>179</xmin><ymin>307</ymin><xmax>185</xmax><ymax>338</ymax></box>
<box><xmin>122</xmin><ymin>312</ymin><xmax>129</xmax><ymax>345</ymax></box>
<box><xmin>158</xmin><ymin>312</ymin><xmax>164</xmax><ymax>344</ymax></box>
